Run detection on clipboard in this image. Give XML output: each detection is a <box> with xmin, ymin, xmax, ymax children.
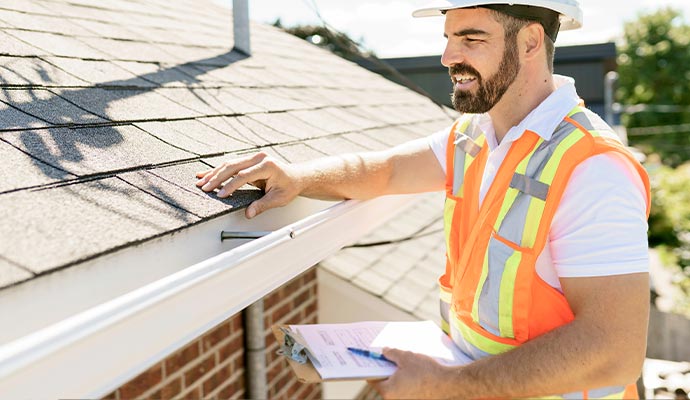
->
<box><xmin>272</xmin><ymin>321</ymin><xmax>469</xmax><ymax>382</ymax></box>
<box><xmin>271</xmin><ymin>324</ymin><xmax>323</xmax><ymax>383</ymax></box>
<box><xmin>272</xmin><ymin>325</ymin><xmax>386</xmax><ymax>383</ymax></box>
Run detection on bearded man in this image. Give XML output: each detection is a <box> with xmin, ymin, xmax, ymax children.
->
<box><xmin>197</xmin><ymin>1</ymin><xmax>651</xmax><ymax>398</ymax></box>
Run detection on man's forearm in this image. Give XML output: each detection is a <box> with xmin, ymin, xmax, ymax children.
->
<box><xmin>294</xmin><ymin>138</ymin><xmax>446</xmax><ymax>201</ymax></box>
<box><xmin>295</xmin><ymin>152</ymin><xmax>393</xmax><ymax>201</ymax></box>
<box><xmin>196</xmin><ymin>137</ymin><xmax>445</xmax><ymax>218</ymax></box>
<box><xmin>445</xmin><ymin>318</ymin><xmax>641</xmax><ymax>398</ymax></box>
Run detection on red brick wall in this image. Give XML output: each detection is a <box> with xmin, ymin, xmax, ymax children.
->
<box><xmin>104</xmin><ymin>268</ymin><xmax>320</xmax><ymax>400</ymax></box>
<box><xmin>264</xmin><ymin>268</ymin><xmax>321</xmax><ymax>400</ymax></box>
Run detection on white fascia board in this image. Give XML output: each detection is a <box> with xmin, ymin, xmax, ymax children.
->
<box><xmin>0</xmin><ymin>194</ymin><xmax>418</xmax><ymax>398</ymax></box>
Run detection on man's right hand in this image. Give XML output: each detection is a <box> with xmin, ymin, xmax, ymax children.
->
<box><xmin>196</xmin><ymin>151</ymin><xmax>303</xmax><ymax>219</ymax></box>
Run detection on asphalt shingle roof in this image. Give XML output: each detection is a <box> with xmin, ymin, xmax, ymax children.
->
<box><xmin>320</xmin><ymin>192</ymin><xmax>447</xmax><ymax>320</ymax></box>
<box><xmin>0</xmin><ymin>0</ymin><xmax>454</xmax><ymax>290</ymax></box>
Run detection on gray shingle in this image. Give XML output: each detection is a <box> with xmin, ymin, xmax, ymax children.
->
<box><xmin>235</xmin><ymin>116</ymin><xmax>298</xmax><ymax>144</ymax></box>
<box><xmin>156</xmin><ymin>44</ymin><xmax>226</xmax><ymax>65</ymax></box>
<box><xmin>361</xmin><ymin>126</ymin><xmax>424</xmax><ymax>147</ymax></box>
<box><xmin>6</xmin><ymin>30</ymin><xmax>110</xmax><ymax>58</ymax></box>
<box><xmin>155</xmin><ymin>88</ymin><xmax>232</xmax><ymax>116</ymax></box>
<box><xmin>77</xmin><ymin>37</ymin><xmax>180</xmax><ymax>63</ymax></box>
<box><xmin>0</xmin><ymin>56</ymin><xmax>86</xmax><ymax>87</ymax></box>
<box><xmin>414</xmin><ymin>292</ymin><xmax>441</xmax><ymax>322</ymax></box>
<box><xmin>112</xmin><ymin>61</ymin><xmax>201</xmax><ymax>87</ymax></box>
<box><xmin>404</xmin><ymin>266</ymin><xmax>442</xmax><ymax>292</ymax></box>
<box><xmin>370</xmin><ymin>251</ymin><xmax>419</xmax><ymax>279</ymax></box>
<box><xmin>319</xmin><ymin>254</ymin><xmax>369</xmax><ymax>281</ymax></box>
<box><xmin>352</xmin><ymin>270</ymin><xmax>393</xmax><ymax>297</ymax></box>
<box><xmin>0</xmin><ymin>177</ymin><xmax>200</xmax><ymax>274</ymax></box>
<box><xmin>198</xmin><ymin>116</ymin><xmax>269</xmax><ymax>147</ymax></box>
<box><xmin>135</xmin><ymin>119</ymin><xmax>252</xmax><ymax>156</ymax></box>
<box><xmin>120</xmin><ymin>161</ymin><xmax>262</xmax><ymax>218</ymax></box>
<box><xmin>248</xmin><ymin>53</ymin><xmax>311</xmax><ymax>72</ymax></box>
<box><xmin>383</xmin><ymin>278</ymin><xmax>429</xmax><ymax>313</ymax></box>
<box><xmin>0</xmin><ymin>256</ymin><xmax>32</xmax><ymax>289</ymax></box>
<box><xmin>0</xmin><ymin>0</ymin><xmax>50</xmax><ymax>14</ymax></box>
<box><xmin>305</xmin><ymin>136</ymin><xmax>371</xmax><ymax>156</ymax></box>
<box><xmin>321</xmin><ymin>192</ymin><xmax>447</xmax><ymax>316</ymax></box>
<box><xmin>202</xmin><ymin>146</ymin><xmax>287</xmax><ymax>168</ymax></box>
<box><xmin>63</xmin><ymin>0</ymin><xmax>153</xmax><ymax>15</ymax></box>
<box><xmin>0</xmin><ymin>9</ymin><xmax>94</xmax><ymax>36</ymax></box>
<box><xmin>272</xmin><ymin>66</ymin><xmax>329</xmax><ymax>88</ymax></box>
<box><xmin>407</xmin><ymin>119</ymin><xmax>454</xmax><ymax>135</ymax></box>
<box><xmin>70</xmin><ymin>18</ymin><xmax>144</xmax><ymax>41</ymax></box>
<box><xmin>58</xmin><ymin>87</ymin><xmax>200</xmax><ymax>121</ymax></box>
<box><xmin>396</xmin><ymin>104</ymin><xmax>449</xmax><ymax>124</ymax></box>
<box><xmin>128</xmin><ymin>12</ymin><xmax>199</xmax><ymax>32</ymax></box>
<box><xmin>340</xmin><ymin>133</ymin><xmax>389</xmax><ymax>151</ymax></box>
<box><xmin>2</xmin><ymin>125</ymin><xmax>194</xmax><ymax>176</ymax></box>
<box><xmin>272</xmin><ymin>143</ymin><xmax>327</xmax><ymax>163</ymax></box>
<box><xmin>250</xmin><ymin>112</ymin><xmax>326</xmax><ymax>141</ymax></box>
<box><xmin>0</xmin><ymin>97</ymin><xmax>49</xmax><ymax>130</ymax></box>
<box><xmin>43</xmin><ymin>57</ymin><xmax>155</xmax><ymax>88</ymax></box>
<box><xmin>0</xmin><ymin>89</ymin><xmax>106</xmax><ymax>125</ymax></box>
<box><xmin>279</xmin><ymin>88</ymin><xmax>334</xmax><ymax>109</ymax></box>
<box><xmin>239</xmin><ymin>66</ymin><xmax>309</xmax><ymax>88</ymax></box>
<box><xmin>321</xmin><ymin>107</ymin><xmax>385</xmax><ymax>131</ymax></box>
<box><xmin>177</xmin><ymin>63</ymin><xmax>261</xmax><ymax>87</ymax></box>
<box><xmin>195</xmin><ymin>88</ymin><xmax>267</xmax><ymax>114</ymax></box>
<box><xmin>0</xmin><ymin>30</ymin><xmax>43</xmax><ymax>56</ymax></box>
<box><xmin>124</xmin><ymin>25</ymin><xmax>200</xmax><ymax>46</ymax></box>
<box><xmin>230</xmin><ymin>88</ymin><xmax>309</xmax><ymax>113</ymax></box>
<box><xmin>0</xmin><ymin>139</ymin><xmax>73</xmax><ymax>192</ymax></box>
<box><xmin>290</xmin><ymin>109</ymin><xmax>355</xmax><ymax>135</ymax></box>
<box><xmin>32</xmin><ymin>1</ymin><xmax>124</xmax><ymax>22</ymax></box>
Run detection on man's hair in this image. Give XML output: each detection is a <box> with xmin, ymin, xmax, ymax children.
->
<box><xmin>486</xmin><ymin>9</ymin><xmax>556</xmax><ymax>73</ymax></box>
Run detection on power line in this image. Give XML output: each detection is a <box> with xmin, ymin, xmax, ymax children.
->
<box><xmin>627</xmin><ymin>123</ymin><xmax>690</xmax><ymax>136</ymax></box>
<box><xmin>345</xmin><ymin>228</ymin><xmax>444</xmax><ymax>248</ymax></box>
<box><xmin>344</xmin><ymin>216</ymin><xmax>444</xmax><ymax>249</ymax></box>
<box><xmin>616</xmin><ymin>103</ymin><xmax>690</xmax><ymax>114</ymax></box>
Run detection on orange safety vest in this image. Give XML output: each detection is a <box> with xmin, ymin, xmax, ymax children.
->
<box><xmin>440</xmin><ymin>106</ymin><xmax>650</xmax><ymax>399</ymax></box>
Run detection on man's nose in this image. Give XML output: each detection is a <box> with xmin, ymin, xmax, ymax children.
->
<box><xmin>441</xmin><ymin>43</ymin><xmax>463</xmax><ymax>68</ymax></box>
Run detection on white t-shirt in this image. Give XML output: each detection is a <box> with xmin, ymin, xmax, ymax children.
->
<box><xmin>428</xmin><ymin>75</ymin><xmax>649</xmax><ymax>291</ymax></box>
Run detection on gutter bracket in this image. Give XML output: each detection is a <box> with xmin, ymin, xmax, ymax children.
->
<box><xmin>220</xmin><ymin>229</ymin><xmax>296</xmax><ymax>241</ymax></box>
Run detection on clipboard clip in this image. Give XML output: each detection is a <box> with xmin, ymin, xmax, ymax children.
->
<box><xmin>277</xmin><ymin>327</ymin><xmax>309</xmax><ymax>364</ymax></box>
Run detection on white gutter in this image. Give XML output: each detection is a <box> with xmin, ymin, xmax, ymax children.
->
<box><xmin>0</xmin><ymin>194</ymin><xmax>418</xmax><ymax>398</ymax></box>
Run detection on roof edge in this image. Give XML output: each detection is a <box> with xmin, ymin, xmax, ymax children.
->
<box><xmin>0</xmin><ymin>194</ymin><xmax>418</xmax><ymax>397</ymax></box>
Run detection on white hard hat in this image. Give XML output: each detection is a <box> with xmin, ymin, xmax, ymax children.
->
<box><xmin>412</xmin><ymin>0</ymin><xmax>583</xmax><ymax>32</ymax></box>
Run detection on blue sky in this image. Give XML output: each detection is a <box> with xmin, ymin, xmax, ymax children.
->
<box><xmin>219</xmin><ymin>1</ymin><xmax>690</xmax><ymax>57</ymax></box>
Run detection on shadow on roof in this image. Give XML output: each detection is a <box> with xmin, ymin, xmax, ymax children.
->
<box><xmin>1</xmin><ymin>49</ymin><xmax>256</xmax><ymax>223</ymax></box>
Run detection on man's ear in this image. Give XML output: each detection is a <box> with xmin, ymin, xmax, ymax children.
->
<box><xmin>520</xmin><ymin>22</ymin><xmax>544</xmax><ymax>62</ymax></box>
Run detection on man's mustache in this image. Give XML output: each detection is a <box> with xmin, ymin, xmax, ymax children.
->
<box><xmin>449</xmin><ymin>64</ymin><xmax>482</xmax><ymax>80</ymax></box>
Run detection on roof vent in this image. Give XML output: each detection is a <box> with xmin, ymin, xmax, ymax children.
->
<box><xmin>233</xmin><ymin>0</ymin><xmax>251</xmax><ymax>56</ymax></box>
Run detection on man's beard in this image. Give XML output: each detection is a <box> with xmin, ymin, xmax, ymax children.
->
<box><xmin>450</xmin><ymin>39</ymin><xmax>520</xmax><ymax>114</ymax></box>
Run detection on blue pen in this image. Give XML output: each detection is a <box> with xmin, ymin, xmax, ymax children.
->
<box><xmin>347</xmin><ymin>347</ymin><xmax>395</xmax><ymax>364</ymax></box>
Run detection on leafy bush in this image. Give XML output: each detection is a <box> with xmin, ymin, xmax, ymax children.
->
<box><xmin>648</xmin><ymin>163</ymin><xmax>690</xmax><ymax>314</ymax></box>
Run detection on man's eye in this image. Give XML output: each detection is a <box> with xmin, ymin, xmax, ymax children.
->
<box><xmin>466</xmin><ymin>38</ymin><xmax>481</xmax><ymax>43</ymax></box>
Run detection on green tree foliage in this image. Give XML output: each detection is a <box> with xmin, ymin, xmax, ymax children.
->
<box><xmin>273</xmin><ymin>19</ymin><xmax>373</xmax><ymax>61</ymax></box>
<box><xmin>649</xmin><ymin>163</ymin><xmax>690</xmax><ymax>315</ymax></box>
<box><xmin>617</xmin><ymin>8</ymin><xmax>690</xmax><ymax>167</ymax></box>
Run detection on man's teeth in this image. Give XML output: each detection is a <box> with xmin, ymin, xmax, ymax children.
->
<box><xmin>456</xmin><ymin>75</ymin><xmax>476</xmax><ymax>83</ymax></box>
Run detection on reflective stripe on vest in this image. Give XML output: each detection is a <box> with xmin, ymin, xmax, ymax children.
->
<box><xmin>441</xmin><ymin>106</ymin><xmax>649</xmax><ymax>399</ymax></box>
